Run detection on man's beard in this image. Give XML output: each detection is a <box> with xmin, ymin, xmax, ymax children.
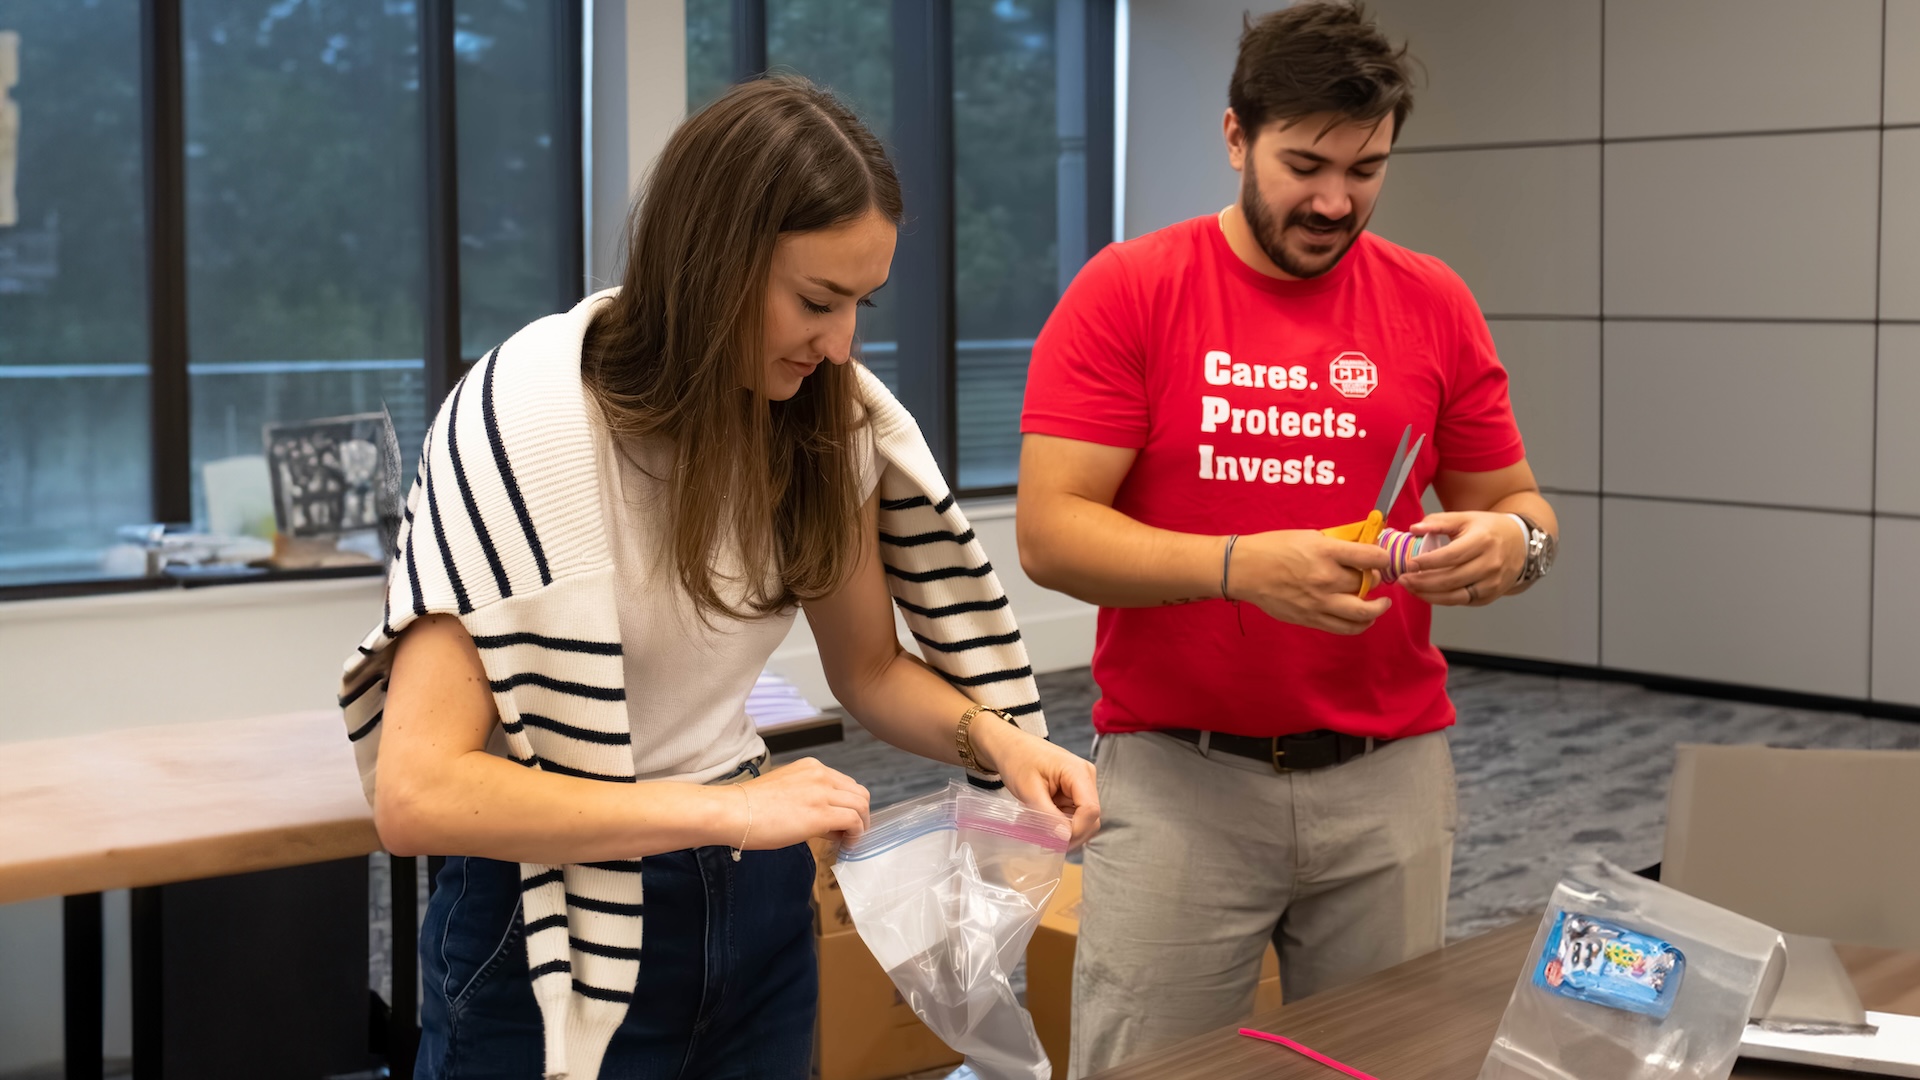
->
<box><xmin>1241</xmin><ymin>160</ymin><xmax>1366</xmax><ymax>279</ymax></box>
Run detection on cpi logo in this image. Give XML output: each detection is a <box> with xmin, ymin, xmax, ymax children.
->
<box><xmin>1328</xmin><ymin>351</ymin><xmax>1378</xmax><ymax>399</ymax></box>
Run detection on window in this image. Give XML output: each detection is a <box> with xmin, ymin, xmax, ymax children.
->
<box><xmin>685</xmin><ymin>0</ymin><xmax>732</xmax><ymax>110</ymax></box>
<box><xmin>456</xmin><ymin>0</ymin><xmax>580</xmax><ymax>359</ymax></box>
<box><xmin>0</xmin><ymin>0</ymin><xmax>584</xmax><ymax>594</ymax></box>
<box><xmin>0</xmin><ymin>2</ymin><xmax>150</xmax><ymax>586</ymax></box>
<box><xmin>183</xmin><ymin>0</ymin><xmax>429</xmax><ymax>534</ymax></box>
<box><xmin>702</xmin><ymin>0</ymin><xmax>1114</xmax><ymax>494</ymax></box>
<box><xmin>954</xmin><ymin>0</ymin><xmax>1080</xmax><ymax>489</ymax></box>
<box><xmin>766</xmin><ymin>0</ymin><xmax>897</xmax><ymax>390</ymax></box>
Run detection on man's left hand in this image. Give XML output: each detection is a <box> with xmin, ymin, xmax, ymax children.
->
<box><xmin>1397</xmin><ymin>511</ymin><xmax>1526</xmax><ymax>607</ymax></box>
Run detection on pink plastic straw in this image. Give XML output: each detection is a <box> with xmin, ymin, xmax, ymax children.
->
<box><xmin>1238</xmin><ymin>1028</ymin><xmax>1383</xmax><ymax>1080</ymax></box>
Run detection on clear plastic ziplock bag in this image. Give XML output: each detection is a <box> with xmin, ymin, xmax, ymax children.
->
<box><xmin>1481</xmin><ymin>859</ymin><xmax>1787</xmax><ymax>1080</ymax></box>
<box><xmin>832</xmin><ymin>780</ymin><xmax>1070</xmax><ymax>1080</ymax></box>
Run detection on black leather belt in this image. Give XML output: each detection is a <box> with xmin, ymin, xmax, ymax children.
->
<box><xmin>1162</xmin><ymin>727</ymin><xmax>1395</xmax><ymax>772</ymax></box>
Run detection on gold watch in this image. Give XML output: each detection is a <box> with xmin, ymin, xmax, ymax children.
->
<box><xmin>956</xmin><ymin>704</ymin><xmax>1008</xmax><ymax>772</ymax></box>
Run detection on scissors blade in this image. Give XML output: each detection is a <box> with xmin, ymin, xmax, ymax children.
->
<box><xmin>1385</xmin><ymin>434</ymin><xmax>1426</xmax><ymax>516</ymax></box>
<box><xmin>1372</xmin><ymin>426</ymin><xmax>1413</xmax><ymax>517</ymax></box>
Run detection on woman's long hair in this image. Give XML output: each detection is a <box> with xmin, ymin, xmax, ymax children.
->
<box><xmin>583</xmin><ymin>77</ymin><xmax>904</xmax><ymax>621</ymax></box>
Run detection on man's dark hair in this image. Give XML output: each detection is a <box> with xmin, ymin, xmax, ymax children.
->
<box><xmin>1229</xmin><ymin>2</ymin><xmax>1416</xmax><ymax>143</ymax></box>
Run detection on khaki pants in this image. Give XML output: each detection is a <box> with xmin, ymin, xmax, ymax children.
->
<box><xmin>1068</xmin><ymin>729</ymin><xmax>1457</xmax><ymax>1078</ymax></box>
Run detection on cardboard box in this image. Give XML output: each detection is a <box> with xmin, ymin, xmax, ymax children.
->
<box><xmin>811</xmin><ymin>836</ymin><xmax>856</xmax><ymax>936</ymax></box>
<box><xmin>1663</xmin><ymin>745</ymin><xmax>1920</xmax><ymax>951</ymax></box>
<box><xmin>1025</xmin><ymin>863</ymin><xmax>1280</xmax><ymax>1076</ymax></box>
<box><xmin>809</xmin><ymin>839</ymin><xmax>962</xmax><ymax>1080</ymax></box>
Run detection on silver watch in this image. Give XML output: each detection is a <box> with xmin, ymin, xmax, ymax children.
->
<box><xmin>1515</xmin><ymin>513</ymin><xmax>1557</xmax><ymax>584</ymax></box>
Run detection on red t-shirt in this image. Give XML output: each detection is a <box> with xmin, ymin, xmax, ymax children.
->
<box><xmin>1022</xmin><ymin>217</ymin><xmax>1524</xmax><ymax>739</ymax></box>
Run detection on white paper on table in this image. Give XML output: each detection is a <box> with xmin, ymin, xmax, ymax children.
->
<box><xmin>1741</xmin><ymin>1012</ymin><xmax>1920</xmax><ymax>1078</ymax></box>
<box><xmin>744</xmin><ymin>670</ymin><xmax>823</xmax><ymax>729</ymax></box>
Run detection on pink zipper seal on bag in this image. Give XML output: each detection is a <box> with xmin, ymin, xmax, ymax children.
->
<box><xmin>1238</xmin><ymin>1028</ymin><xmax>1383</xmax><ymax>1080</ymax></box>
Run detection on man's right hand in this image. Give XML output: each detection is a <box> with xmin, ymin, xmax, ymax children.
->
<box><xmin>1228</xmin><ymin>530</ymin><xmax>1394</xmax><ymax>634</ymax></box>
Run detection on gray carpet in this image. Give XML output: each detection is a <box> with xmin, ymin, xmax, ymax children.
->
<box><xmin>369</xmin><ymin>664</ymin><xmax>1920</xmax><ymax>1005</ymax></box>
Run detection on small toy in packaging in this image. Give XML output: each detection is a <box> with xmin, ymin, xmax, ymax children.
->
<box><xmin>1534</xmin><ymin>912</ymin><xmax>1686</xmax><ymax>1019</ymax></box>
<box><xmin>1481</xmin><ymin>859</ymin><xmax>1786</xmax><ymax>1080</ymax></box>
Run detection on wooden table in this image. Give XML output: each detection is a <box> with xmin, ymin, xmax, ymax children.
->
<box><xmin>0</xmin><ymin>710</ymin><xmax>378</xmax><ymax>903</ymax></box>
<box><xmin>0</xmin><ymin>710</ymin><xmax>393</xmax><ymax>1078</ymax></box>
<box><xmin>1089</xmin><ymin>920</ymin><xmax>1920</xmax><ymax>1080</ymax></box>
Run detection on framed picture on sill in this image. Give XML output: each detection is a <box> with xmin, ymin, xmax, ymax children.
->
<box><xmin>263</xmin><ymin>412</ymin><xmax>393</xmax><ymax>539</ymax></box>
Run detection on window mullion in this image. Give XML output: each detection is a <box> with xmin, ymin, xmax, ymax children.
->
<box><xmin>732</xmin><ymin>0</ymin><xmax>767</xmax><ymax>82</ymax></box>
<box><xmin>556</xmin><ymin>0</ymin><xmax>588</xmax><ymax>312</ymax></box>
<box><xmin>890</xmin><ymin>0</ymin><xmax>957</xmax><ymax>479</ymax></box>
<box><xmin>1083</xmin><ymin>0</ymin><xmax>1118</xmax><ymax>262</ymax></box>
<box><xmin>422</xmin><ymin>0</ymin><xmax>462</xmax><ymax>402</ymax></box>
<box><xmin>142</xmin><ymin>0</ymin><xmax>189</xmax><ymax>524</ymax></box>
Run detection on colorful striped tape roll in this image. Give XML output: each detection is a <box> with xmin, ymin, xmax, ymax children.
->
<box><xmin>1377</xmin><ymin>528</ymin><xmax>1449</xmax><ymax>584</ymax></box>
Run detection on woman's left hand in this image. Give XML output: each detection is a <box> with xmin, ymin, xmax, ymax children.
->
<box><xmin>973</xmin><ymin>721</ymin><xmax>1101</xmax><ymax>848</ymax></box>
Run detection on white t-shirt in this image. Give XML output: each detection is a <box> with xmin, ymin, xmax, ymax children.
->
<box><xmin>596</xmin><ymin>422</ymin><xmax>880</xmax><ymax>784</ymax></box>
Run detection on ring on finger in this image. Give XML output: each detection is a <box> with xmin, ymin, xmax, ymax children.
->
<box><xmin>1465</xmin><ymin>582</ymin><xmax>1480</xmax><ymax>604</ymax></box>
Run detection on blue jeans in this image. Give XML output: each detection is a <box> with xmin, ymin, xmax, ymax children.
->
<box><xmin>415</xmin><ymin>842</ymin><xmax>818</xmax><ymax>1079</ymax></box>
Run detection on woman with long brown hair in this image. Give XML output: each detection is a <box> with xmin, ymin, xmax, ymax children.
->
<box><xmin>337</xmin><ymin>76</ymin><xmax>1098</xmax><ymax>1078</ymax></box>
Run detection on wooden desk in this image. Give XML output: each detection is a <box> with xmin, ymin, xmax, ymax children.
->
<box><xmin>0</xmin><ymin>710</ymin><xmax>378</xmax><ymax>904</ymax></box>
<box><xmin>1090</xmin><ymin>921</ymin><xmax>1920</xmax><ymax>1080</ymax></box>
<box><xmin>759</xmin><ymin>713</ymin><xmax>846</xmax><ymax>755</ymax></box>
<box><xmin>0</xmin><ymin>710</ymin><xmax>391</xmax><ymax>1078</ymax></box>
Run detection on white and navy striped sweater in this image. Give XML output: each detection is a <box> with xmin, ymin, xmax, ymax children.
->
<box><xmin>337</xmin><ymin>289</ymin><xmax>1048</xmax><ymax>1080</ymax></box>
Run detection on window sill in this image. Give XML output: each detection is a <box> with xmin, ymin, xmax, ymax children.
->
<box><xmin>1</xmin><ymin>491</ymin><xmax>1012</xmax><ymax>605</ymax></box>
<box><xmin>0</xmin><ymin>563</ymin><xmax>385</xmax><ymax>605</ymax></box>
<box><xmin>957</xmin><ymin>489</ymin><xmax>1017</xmax><ymax>521</ymax></box>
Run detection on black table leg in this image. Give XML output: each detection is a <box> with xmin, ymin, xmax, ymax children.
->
<box><xmin>130</xmin><ymin>886</ymin><xmax>162</xmax><ymax>1078</ymax></box>
<box><xmin>63</xmin><ymin>893</ymin><xmax>103</xmax><ymax>1080</ymax></box>
<box><xmin>130</xmin><ymin>863</ymin><xmax>370</xmax><ymax>1078</ymax></box>
<box><xmin>389</xmin><ymin>856</ymin><xmax>419</xmax><ymax>1080</ymax></box>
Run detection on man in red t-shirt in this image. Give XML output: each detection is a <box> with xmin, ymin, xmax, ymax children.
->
<box><xmin>1017</xmin><ymin>3</ymin><xmax>1560</xmax><ymax>1073</ymax></box>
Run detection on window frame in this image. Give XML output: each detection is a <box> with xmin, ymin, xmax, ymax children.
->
<box><xmin>4</xmin><ymin>0</ymin><xmax>1107</xmax><ymax>597</ymax></box>
<box><xmin>1</xmin><ymin>0</ymin><xmax>587</xmax><ymax>601</ymax></box>
<box><xmin>730</xmin><ymin>0</ymin><xmax>1117</xmax><ymax>496</ymax></box>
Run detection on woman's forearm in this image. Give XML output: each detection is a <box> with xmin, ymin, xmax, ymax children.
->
<box><xmin>375</xmin><ymin>752</ymin><xmax>743</xmax><ymax>864</ymax></box>
<box><xmin>837</xmin><ymin>649</ymin><xmax>1046</xmax><ymax>778</ymax></box>
<box><xmin>834</xmin><ymin>645</ymin><xmax>1095</xmax><ymax>844</ymax></box>
<box><xmin>835</xmin><ymin>648</ymin><xmax>1004</xmax><ymax>770</ymax></box>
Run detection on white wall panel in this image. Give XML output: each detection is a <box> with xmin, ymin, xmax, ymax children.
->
<box><xmin>1605</xmin><ymin>133</ymin><xmax>1879</xmax><ymax>319</ymax></box>
<box><xmin>1370</xmin><ymin>145</ymin><xmax>1600</xmax><ymax>316</ymax></box>
<box><xmin>1605</xmin><ymin>0</ymin><xmax>1882</xmax><ymax>138</ymax></box>
<box><xmin>1603</xmin><ymin>321</ymin><xmax>1875</xmax><ymax>511</ymax></box>
<box><xmin>1602</xmin><ymin>499</ymin><xmax>1871</xmax><ymax>698</ymax></box>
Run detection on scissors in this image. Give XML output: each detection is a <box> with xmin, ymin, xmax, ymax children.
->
<box><xmin>1320</xmin><ymin>424</ymin><xmax>1424</xmax><ymax>598</ymax></box>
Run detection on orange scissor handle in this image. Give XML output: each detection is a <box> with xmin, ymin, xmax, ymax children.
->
<box><xmin>1322</xmin><ymin>510</ymin><xmax>1385</xmax><ymax>598</ymax></box>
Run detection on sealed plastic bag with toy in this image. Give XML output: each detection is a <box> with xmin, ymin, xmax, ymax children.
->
<box><xmin>831</xmin><ymin>781</ymin><xmax>1070</xmax><ymax>1080</ymax></box>
<box><xmin>1480</xmin><ymin>859</ymin><xmax>1787</xmax><ymax>1080</ymax></box>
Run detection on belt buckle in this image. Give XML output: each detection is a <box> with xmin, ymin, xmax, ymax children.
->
<box><xmin>1270</xmin><ymin>739</ymin><xmax>1293</xmax><ymax>774</ymax></box>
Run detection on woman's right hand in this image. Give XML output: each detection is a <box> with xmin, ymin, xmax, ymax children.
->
<box><xmin>731</xmin><ymin>757</ymin><xmax>872</xmax><ymax>848</ymax></box>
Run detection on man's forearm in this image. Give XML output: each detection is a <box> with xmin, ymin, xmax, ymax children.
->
<box><xmin>1487</xmin><ymin>491</ymin><xmax>1557</xmax><ymax>595</ymax></box>
<box><xmin>1017</xmin><ymin>493</ymin><xmax>1227</xmax><ymax>608</ymax></box>
<box><xmin>1488</xmin><ymin>490</ymin><xmax>1557</xmax><ymax>540</ymax></box>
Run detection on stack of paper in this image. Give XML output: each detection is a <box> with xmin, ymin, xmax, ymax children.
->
<box><xmin>1742</xmin><ymin>1012</ymin><xmax>1920</xmax><ymax>1077</ymax></box>
<box><xmin>745</xmin><ymin>670</ymin><xmax>825</xmax><ymax>730</ymax></box>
